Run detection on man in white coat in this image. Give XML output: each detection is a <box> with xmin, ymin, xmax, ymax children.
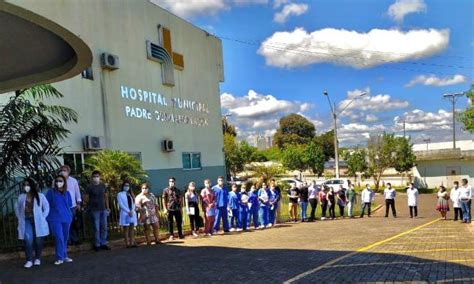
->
<box><xmin>360</xmin><ymin>184</ymin><xmax>374</xmax><ymax>218</ymax></box>
<box><xmin>407</xmin><ymin>183</ymin><xmax>419</xmax><ymax>218</ymax></box>
<box><xmin>450</xmin><ymin>181</ymin><xmax>462</xmax><ymax>221</ymax></box>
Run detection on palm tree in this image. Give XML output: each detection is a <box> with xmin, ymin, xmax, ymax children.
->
<box><xmin>0</xmin><ymin>84</ymin><xmax>77</xmax><ymax>189</ymax></box>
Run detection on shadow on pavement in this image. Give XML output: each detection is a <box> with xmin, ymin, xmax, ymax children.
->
<box><xmin>0</xmin><ymin>244</ymin><xmax>473</xmax><ymax>283</ymax></box>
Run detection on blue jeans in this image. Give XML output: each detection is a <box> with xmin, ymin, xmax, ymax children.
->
<box><xmin>50</xmin><ymin>221</ymin><xmax>71</xmax><ymax>261</ymax></box>
<box><xmin>248</xmin><ymin>208</ymin><xmax>259</xmax><ymax>228</ymax></box>
<box><xmin>24</xmin><ymin>218</ymin><xmax>43</xmax><ymax>261</ymax></box>
<box><xmin>213</xmin><ymin>207</ymin><xmax>230</xmax><ymax>232</ymax></box>
<box><xmin>460</xmin><ymin>200</ymin><xmax>471</xmax><ymax>222</ymax></box>
<box><xmin>91</xmin><ymin>210</ymin><xmax>108</xmax><ymax>247</ymax></box>
<box><xmin>300</xmin><ymin>202</ymin><xmax>308</xmax><ymax>221</ymax></box>
<box><xmin>259</xmin><ymin>206</ymin><xmax>269</xmax><ymax>226</ymax></box>
<box><xmin>230</xmin><ymin>208</ymin><xmax>240</xmax><ymax>229</ymax></box>
<box><xmin>239</xmin><ymin>207</ymin><xmax>248</xmax><ymax>230</ymax></box>
<box><xmin>269</xmin><ymin>204</ymin><xmax>278</xmax><ymax>225</ymax></box>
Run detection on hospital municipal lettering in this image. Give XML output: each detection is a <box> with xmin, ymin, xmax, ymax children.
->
<box><xmin>7</xmin><ymin>0</ymin><xmax>226</xmax><ymax>190</ymax></box>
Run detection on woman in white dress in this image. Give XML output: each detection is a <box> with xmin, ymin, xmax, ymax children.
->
<box><xmin>407</xmin><ymin>183</ymin><xmax>419</xmax><ymax>218</ymax></box>
<box><xmin>117</xmin><ymin>181</ymin><xmax>138</xmax><ymax>247</ymax></box>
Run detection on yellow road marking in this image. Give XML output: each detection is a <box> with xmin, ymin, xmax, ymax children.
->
<box><xmin>283</xmin><ymin>218</ymin><xmax>441</xmax><ymax>283</ymax></box>
<box><xmin>326</xmin><ymin>259</ymin><xmax>474</xmax><ymax>268</ymax></box>
<box><xmin>372</xmin><ymin>248</ymin><xmax>474</xmax><ymax>254</ymax></box>
<box><xmin>384</xmin><ymin>241</ymin><xmax>474</xmax><ymax>245</ymax></box>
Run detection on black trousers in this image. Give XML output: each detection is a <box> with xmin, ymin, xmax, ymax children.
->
<box><xmin>454</xmin><ymin>207</ymin><xmax>462</xmax><ymax>220</ymax></box>
<box><xmin>409</xmin><ymin>206</ymin><xmax>418</xmax><ymax>218</ymax></box>
<box><xmin>188</xmin><ymin>202</ymin><xmax>200</xmax><ymax>231</ymax></box>
<box><xmin>385</xmin><ymin>199</ymin><xmax>396</xmax><ymax>217</ymax></box>
<box><xmin>338</xmin><ymin>205</ymin><xmax>345</xmax><ymax>217</ymax></box>
<box><xmin>329</xmin><ymin>203</ymin><xmax>335</xmax><ymax>219</ymax></box>
<box><xmin>321</xmin><ymin>201</ymin><xmax>328</xmax><ymax>218</ymax></box>
<box><xmin>167</xmin><ymin>210</ymin><xmax>183</xmax><ymax>237</ymax></box>
<box><xmin>360</xmin><ymin>202</ymin><xmax>371</xmax><ymax>217</ymax></box>
<box><xmin>309</xmin><ymin>198</ymin><xmax>318</xmax><ymax>220</ymax></box>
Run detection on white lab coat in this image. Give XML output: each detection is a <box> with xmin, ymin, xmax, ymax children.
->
<box><xmin>407</xmin><ymin>188</ymin><xmax>419</xmax><ymax>207</ymax></box>
<box><xmin>15</xmin><ymin>193</ymin><xmax>50</xmax><ymax>240</ymax></box>
<box><xmin>450</xmin><ymin>187</ymin><xmax>461</xmax><ymax>208</ymax></box>
<box><xmin>361</xmin><ymin>188</ymin><xmax>374</xmax><ymax>203</ymax></box>
<box><xmin>117</xmin><ymin>191</ymin><xmax>137</xmax><ymax>226</ymax></box>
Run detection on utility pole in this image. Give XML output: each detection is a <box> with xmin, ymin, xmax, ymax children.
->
<box><xmin>443</xmin><ymin>93</ymin><xmax>464</xmax><ymax>149</ymax></box>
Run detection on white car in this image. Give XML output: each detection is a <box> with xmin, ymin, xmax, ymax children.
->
<box><xmin>320</xmin><ymin>178</ymin><xmax>350</xmax><ymax>192</ymax></box>
<box><xmin>279</xmin><ymin>178</ymin><xmax>305</xmax><ymax>188</ymax></box>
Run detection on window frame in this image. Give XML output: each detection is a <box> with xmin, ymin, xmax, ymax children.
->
<box><xmin>182</xmin><ymin>152</ymin><xmax>202</xmax><ymax>171</ymax></box>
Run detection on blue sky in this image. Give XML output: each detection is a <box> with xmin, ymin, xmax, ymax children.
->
<box><xmin>155</xmin><ymin>0</ymin><xmax>474</xmax><ymax>146</ymax></box>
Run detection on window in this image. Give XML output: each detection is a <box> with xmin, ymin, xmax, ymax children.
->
<box><xmin>182</xmin><ymin>152</ymin><xmax>201</xmax><ymax>170</ymax></box>
<box><xmin>81</xmin><ymin>67</ymin><xmax>94</xmax><ymax>80</ymax></box>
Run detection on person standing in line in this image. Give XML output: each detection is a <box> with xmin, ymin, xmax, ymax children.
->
<box><xmin>450</xmin><ymin>181</ymin><xmax>462</xmax><ymax>221</ymax></box>
<box><xmin>360</xmin><ymin>184</ymin><xmax>374</xmax><ymax>218</ymax></box>
<box><xmin>117</xmin><ymin>181</ymin><xmax>137</xmax><ymax>248</ymax></box>
<box><xmin>228</xmin><ymin>184</ymin><xmax>241</xmax><ymax>232</ymax></box>
<box><xmin>163</xmin><ymin>177</ymin><xmax>184</xmax><ymax>240</ymax></box>
<box><xmin>46</xmin><ymin>175</ymin><xmax>73</xmax><ymax>265</ymax></box>
<box><xmin>308</xmin><ymin>182</ymin><xmax>319</xmax><ymax>221</ymax></box>
<box><xmin>384</xmin><ymin>183</ymin><xmax>397</xmax><ymax>218</ymax></box>
<box><xmin>212</xmin><ymin>176</ymin><xmax>230</xmax><ymax>233</ymax></box>
<box><xmin>299</xmin><ymin>183</ymin><xmax>309</xmax><ymax>222</ymax></box>
<box><xmin>135</xmin><ymin>183</ymin><xmax>160</xmax><ymax>245</ymax></box>
<box><xmin>83</xmin><ymin>171</ymin><xmax>110</xmax><ymax>251</ymax></box>
<box><xmin>248</xmin><ymin>185</ymin><xmax>260</xmax><ymax>229</ymax></box>
<box><xmin>459</xmin><ymin>178</ymin><xmax>472</xmax><ymax>223</ymax></box>
<box><xmin>319</xmin><ymin>186</ymin><xmax>329</xmax><ymax>220</ymax></box>
<box><xmin>200</xmin><ymin>179</ymin><xmax>216</xmax><ymax>236</ymax></box>
<box><xmin>185</xmin><ymin>182</ymin><xmax>201</xmax><ymax>237</ymax></box>
<box><xmin>15</xmin><ymin>178</ymin><xmax>50</xmax><ymax>268</ymax></box>
<box><xmin>268</xmin><ymin>184</ymin><xmax>279</xmax><ymax>226</ymax></box>
<box><xmin>287</xmin><ymin>183</ymin><xmax>300</xmax><ymax>222</ymax></box>
<box><xmin>407</xmin><ymin>183</ymin><xmax>419</xmax><ymax>218</ymax></box>
<box><xmin>345</xmin><ymin>183</ymin><xmax>357</xmax><ymax>218</ymax></box>
<box><xmin>270</xmin><ymin>179</ymin><xmax>282</xmax><ymax>225</ymax></box>
<box><xmin>327</xmin><ymin>187</ymin><xmax>336</xmax><ymax>220</ymax></box>
<box><xmin>436</xmin><ymin>185</ymin><xmax>450</xmax><ymax>220</ymax></box>
<box><xmin>239</xmin><ymin>184</ymin><xmax>249</xmax><ymax>231</ymax></box>
<box><xmin>57</xmin><ymin>165</ymin><xmax>82</xmax><ymax>246</ymax></box>
<box><xmin>258</xmin><ymin>182</ymin><xmax>270</xmax><ymax>228</ymax></box>
<box><xmin>336</xmin><ymin>185</ymin><xmax>347</xmax><ymax>218</ymax></box>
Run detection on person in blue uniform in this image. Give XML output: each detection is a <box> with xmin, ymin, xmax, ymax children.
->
<box><xmin>258</xmin><ymin>182</ymin><xmax>270</xmax><ymax>228</ymax></box>
<box><xmin>239</xmin><ymin>184</ymin><xmax>249</xmax><ymax>231</ymax></box>
<box><xmin>212</xmin><ymin>176</ymin><xmax>230</xmax><ymax>233</ymax></box>
<box><xmin>228</xmin><ymin>184</ymin><xmax>241</xmax><ymax>232</ymax></box>
<box><xmin>247</xmin><ymin>185</ymin><xmax>260</xmax><ymax>229</ymax></box>
<box><xmin>268</xmin><ymin>184</ymin><xmax>280</xmax><ymax>226</ymax></box>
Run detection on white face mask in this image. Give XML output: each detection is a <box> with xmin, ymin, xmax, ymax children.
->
<box><xmin>93</xmin><ymin>177</ymin><xmax>100</xmax><ymax>183</ymax></box>
<box><xmin>56</xmin><ymin>181</ymin><xmax>64</xmax><ymax>188</ymax></box>
<box><xmin>142</xmin><ymin>188</ymin><xmax>149</xmax><ymax>194</ymax></box>
<box><xmin>124</xmin><ymin>186</ymin><xmax>130</xmax><ymax>192</ymax></box>
<box><xmin>24</xmin><ymin>186</ymin><xmax>31</xmax><ymax>193</ymax></box>
<box><xmin>60</xmin><ymin>170</ymin><xmax>69</xmax><ymax>177</ymax></box>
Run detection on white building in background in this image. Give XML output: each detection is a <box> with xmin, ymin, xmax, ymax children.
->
<box><xmin>254</xmin><ymin>135</ymin><xmax>272</xmax><ymax>150</ymax></box>
<box><xmin>412</xmin><ymin>139</ymin><xmax>474</xmax><ymax>188</ymax></box>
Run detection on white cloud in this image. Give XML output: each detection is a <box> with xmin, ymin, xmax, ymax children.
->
<box><xmin>273</xmin><ymin>0</ymin><xmax>289</xmax><ymax>8</ymax></box>
<box><xmin>405</xmin><ymin>74</ymin><xmax>467</xmax><ymax>87</ymax></box>
<box><xmin>258</xmin><ymin>27</ymin><xmax>449</xmax><ymax>68</ymax></box>
<box><xmin>365</xmin><ymin>114</ymin><xmax>378</xmax><ymax>122</ymax></box>
<box><xmin>338</xmin><ymin>123</ymin><xmax>386</xmax><ymax>144</ymax></box>
<box><xmin>388</xmin><ymin>0</ymin><xmax>427</xmax><ymax>22</ymax></box>
<box><xmin>393</xmin><ymin>109</ymin><xmax>451</xmax><ymax>131</ymax></box>
<box><xmin>151</xmin><ymin>0</ymin><xmax>267</xmax><ymax>19</ymax></box>
<box><xmin>339</xmin><ymin>87</ymin><xmax>409</xmax><ymax>114</ymax></box>
<box><xmin>274</xmin><ymin>3</ymin><xmax>309</xmax><ymax>24</ymax></box>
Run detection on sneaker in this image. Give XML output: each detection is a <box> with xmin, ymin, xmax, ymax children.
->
<box><xmin>236</xmin><ymin>228</ymin><xmax>243</xmax><ymax>232</ymax></box>
<box><xmin>229</xmin><ymin>228</ymin><xmax>236</xmax><ymax>232</ymax></box>
<box><xmin>24</xmin><ymin>261</ymin><xmax>33</xmax><ymax>269</ymax></box>
<box><xmin>259</xmin><ymin>225</ymin><xmax>265</xmax><ymax>229</ymax></box>
<box><xmin>192</xmin><ymin>231</ymin><xmax>199</xmax><ymax>237</ymax></box>
<box><xmin>168</xmin><ymin>236</ymin><xmax>175</xmax><ymax>241</ymax></box>
<box><xmin>64</xmin><ymin>257</ymin><xmax>73</xmax><ymax>263</ymax></box>
<box><xmin>100</xmin><ymin>245</ymin><xmax>111</xmax><ymax>250</ymax></box>
<box><xmin>179</xmin><ymin>235</ymin><xmax>185</xmax><ymax>239</ymax></box>
<box><xmin>267</xmin><ymin>223</ymin><xmax>272</xmax><ymax>228</ymax></box>
<box><xmin>54</xmin><ymin>260</ymin><xmax>63</xmax><ymax>266</ymax></box>
<box><xmin>33</xmin><ymin>259</ymin><xmax>41</xmax><ymax>266</ymax></box>
<box><xmin>321</xmin><ymin>217</ymin><xmax>326</xmax><ymax>220</ymax></box>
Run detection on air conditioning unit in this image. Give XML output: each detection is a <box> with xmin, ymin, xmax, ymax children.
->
<box><xmin>100</xmin><ymin>52</ymin><xmax>120</xmax><ymax>70</ymax></box>
<box><xmin>162</xmin><ymin>139</ymin><xmax>174</xmax><ymax>152</ymax></box>
<box><xmin>84</xmin><ymin>136</ymin><xmax>104</xmax><ymax>150</ymax></box>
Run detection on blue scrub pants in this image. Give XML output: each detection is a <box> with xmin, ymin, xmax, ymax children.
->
<box><xmin>50</xmin><ymin>221</ymin><xmax>71</xmax><ymax>261</ymax></box>
<box><xmin>269</xmin><ymin>204</ymin><xmax>278</xmax><ymax>225</ymax></box>
<box><xmin>248</xmin><ymin>208</ymin><xmax>259</xmax><ymax>228</ymax></box>
<box><xmin>239</xmin><ymin>207</ymin><xmax>248</xmax><ymax>230</ymax></box>
<box><xmin>230</xmin><ymin>208</ymin><xmax>240</xmax><ymax>229</ymax></box>
<box><xmin>259</xmin><ymin>206</ymin><xmax>269</xmax><ymax>226</ymax></box>
<box><xmin>213</xmin><ymin>207</ymin><xmax>230</xmax><ymax>232</ymax></box>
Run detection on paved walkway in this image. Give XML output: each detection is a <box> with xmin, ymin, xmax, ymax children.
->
<box><xmin>0</xmin><ymin>194</ymin><xmax>472</xmax><ymax>283</ymax></box>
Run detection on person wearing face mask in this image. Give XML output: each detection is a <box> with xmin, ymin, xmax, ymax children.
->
<box><xmin>163</xmin><ymin>177</ymin><xmax>184</xmax><ymax>240</ymax></box>
<box><xmin>185</xmin><ymin>181</ymin><xmax>201</xmax><ymax>237</ymax></box>
<box><xmin>15</xmin><ymin>178</ymin><xmax>50</xmax><ymax>268</ymax></box>
<box><xmin>200</xmin><ymin>179</ymin><xmax>216</xmax><ymax>236</ymax></box>
<box><xmin>83</xmin><ymin>171</ymin><xmax>110</xmax><ymax>251</ymax></box>
<box><xmin>135</xmin><ymin>183</ymin><xmax>161</xmax><ymax>245</ymax></box>
<box><xmin>117</xmin><ymin>181</ymin><xmax>138</xmax><ymax>248</ymax></box>
<box><xmin>212</xmin><ymin>176</ymin><xmax>230</xmax><ymax>233</ymax></box>
<box><xmin>46</xmin><ymin>175</ymin><xmax>73</xmax><ymax>265</ymax></box>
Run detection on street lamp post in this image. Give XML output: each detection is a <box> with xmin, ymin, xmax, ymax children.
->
<box><xmin>443</xmin><ymin>93</ymin><xmax>464</xmax><ymax>149</ymax></box>
<box><xmin>323</xmin><ymin>91</ymin><xmax>367</xmax><ymax>178</ymax></box>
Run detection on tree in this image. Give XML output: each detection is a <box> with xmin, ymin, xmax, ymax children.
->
<box><xmin>313</xmin><ymin>129</ymin><xmax>335</xmax><ymax>161</ymax></box>
<box><xmin>281</xmin><ymin>144</ymin><xmax>307</xmax><ymax>178</ymax></box>
<box><xmin>84</xmin><ymin>150</ymin><xmax>148</xmax><ymax>192</ymax></box>
<box><xmin>393</xmin><ymin>137</ymin><xmax>416</xmax><ymax>184</ymax></box>
<box><xmin>304</xmin><ymin>142</ymin><xmax>325</xmax><ymax>177</ymax></box>
<box><xmin>458</xmin><ymin>84</ymin><xmax>474</xmax><ymax>133</ymax></box>
<box><xmin>239</xmin><ymin>141</ymin><xmax>268</xmax><ymax>163</ymax></box>
<box><xmin>247</xmin><ymin>163</ymin><xmax>284</xmax><ymax>185</ymax></box>
<box><xmin>345</xmin><ymin>149</ymin><xmax>368</xmax><ymax>183</ymax></box>
<box><xmin>222</xmin><ymin>117</ymin><xmax>237</xmax><ymax>136</ymax></box>
<box><xmin>260</xmin><ymin>146</ymin><xmax>282</xmax><ymax>161</ymax></box>
<box><xmin>0</xmin><ymin>85</ymin><xmax>78</xmax><ymax>188</ymax></box>
<box><xmin>223</xmin><ymin>133</ymin><xmax>244</xmax><ymax>177</ymax></box>
<box><xmin>367</xmin><ymin>133</ymin><xmax>397</xmax><ymax>190</ymax></box>
<box><xmin>273</xmin><ymin>114</ymin><xmax>315</xmax><ymax>148</ymax></box>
